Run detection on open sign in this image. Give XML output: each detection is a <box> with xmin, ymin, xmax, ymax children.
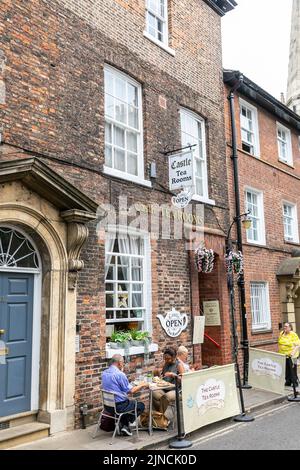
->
<box><xmin>157</xmin><ymin>308</ymin><xmax>188</xmax><ymax>337</ymax></box>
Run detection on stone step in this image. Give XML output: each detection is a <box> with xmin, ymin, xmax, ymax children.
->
<box><xmin>0</xmin><ymin>422</ymin><xmax>50</xmax><ymax>449</ymax></box>
<box><xmin>0</xmin><ymin>410</ymin><xmax>38</xmax><ymax>428</ymax></box>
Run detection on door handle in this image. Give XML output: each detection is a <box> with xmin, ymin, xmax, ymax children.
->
<box><xmin>0</xmin><ymin>347</ymin><xmax>8</xmax><ymax>356</ymax></box>
<box><xmin>0</xmin><ymin>329</ymin><xmax>5</xmax><ymax>335</ymax></box>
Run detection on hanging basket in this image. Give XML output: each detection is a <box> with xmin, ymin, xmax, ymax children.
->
<box><xmin>195</xmin><ymin>247</ymin><xmax>215</xmax><ymax>273</ymax></box>
<box><xmin>225</xmin><ymin>250</ymin><xmax>244</xmax><ymax>276</ymax></box>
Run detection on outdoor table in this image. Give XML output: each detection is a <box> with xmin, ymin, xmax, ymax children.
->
<box><xmin>134</xmin><ymin>382</ymin><xmax>176</xmax><ymax>436</ymax></box>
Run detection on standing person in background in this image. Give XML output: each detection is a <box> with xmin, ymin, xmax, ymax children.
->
<box><xmin>278</xmin><ymin>323</ymin><xmax>300</xmax><ymax>386</ymax></box>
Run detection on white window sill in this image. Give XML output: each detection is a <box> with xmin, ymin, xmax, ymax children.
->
<box><xmin>246</xmin><ymin>239</ymin><xmax>266</xmax><ymax>247</ymax></box>
<box><xmin>239</xmin><ymin>147</ymin><xmax>260</xmax><ymax>159</ymax></box>
<box><xmin>191</xmin><ymin>194</ymin><xmax>215</xmax><ymax>206</ymax></box>
<box><xmin>106</xmin><ymin>343</ymin><xmax>158</xmax><ymax>358</ymax></box>
<box><xmin>252</xmin><ymin>327</ymin><xmax>271</xmax><ymax>333</ymax></box>
<box><xmin>278</xmin><ymin>158</ymin><xmax>294</xmax><ymax>168</ymax></box>
<box><xmin>284</xmin><ymin>238</ymin><xmax>300</xmax><ymax>245</ymax></box>
<box><xmin>143</xmin><ymin>31</ymin><xmax>175</xmax><ymax>56</ymax></box>
<box><xmin>103</xmin><ymin>166</ymin><xmax>152</xmax><ymax>188</ymax></box>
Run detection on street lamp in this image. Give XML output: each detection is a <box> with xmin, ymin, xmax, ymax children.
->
<box><xmin>226</xmin><ymin>211</ymin><xmax>254</xmax><ymax>422</ymax></box>
<box><xmin>226</xmin><ymin>211</ymin><xmax>252</xmax><ymax>389</ymax></box>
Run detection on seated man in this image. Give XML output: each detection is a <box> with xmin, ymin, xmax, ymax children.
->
<box><xmin>102</xmin><ymin>354</ymin><xmax>149</xmax><ymax>436</ymax></box>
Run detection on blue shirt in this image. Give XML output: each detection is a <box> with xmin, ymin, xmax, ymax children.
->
<box><xmin>102</xmin><ymin>365</ymin><xmax>133</xmax><ymax>403</ymax></box>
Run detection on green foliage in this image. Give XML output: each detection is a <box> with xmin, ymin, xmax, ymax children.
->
<box><xmin>130</xmin><ymin>330</ymin><xmax>150</xmax><ymax>341</ymax></box>
<box><xmin>110</xmin><ymin>331</ymin><xmax>132</xmax><ymax>343</ymax></box>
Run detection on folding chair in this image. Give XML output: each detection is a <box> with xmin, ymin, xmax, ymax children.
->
<box><xmin>93</xmin><ymin>389</ymin><xmax>139</xmax><ymax>445</ymax></box>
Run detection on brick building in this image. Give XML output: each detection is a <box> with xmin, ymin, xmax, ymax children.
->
<box><xmin>0</xmin><ymin>0</ymin><xmax>236</xmax><ymax>442</ymax></box>
<box><xmin>224</xmin><ymin>70</ymin><xmax>300</xmax><ymax>361</ymax></box>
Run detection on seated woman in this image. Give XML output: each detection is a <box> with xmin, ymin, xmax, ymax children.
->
<box><xmin>177</xmin><ymin>345</ymin><xmax>195</xmax><ymax>372</ymax></box>
<box><xmin>152</xmin><ymin>347</ymin><xmax>185</xmax><ymax>414</ymax></box>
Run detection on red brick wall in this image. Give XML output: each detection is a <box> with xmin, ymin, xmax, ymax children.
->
<box><xmin>0</xmin><ymin>0</ymin><xmax>230</xmax><ymax>427</ymax></box>
<box><xmin>224</xmin><ymin>84</ymin><xmax>300</xmax><ymax>357</ymax></box>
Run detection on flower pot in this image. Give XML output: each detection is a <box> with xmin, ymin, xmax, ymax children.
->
<box><xmin>110</xmin><ymin>342</ymin><xmax>123</xmax><ymax>349</ymax></box>
<box><xmin>131</xmin><ymin>340</ymin><xmax>143</xmax><ymax>346</ymax></box>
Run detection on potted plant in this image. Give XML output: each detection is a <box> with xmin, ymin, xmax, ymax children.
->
<box><xmin>225</xmin><ymin>250</ymin><xmax>244</xmax><ymax>276</ymax></box>
<box><xmin>131</xmin><ymin>330</ymin><xmax>151</xmax><ymax>346</ymax></box>
<box><xmin>109</xmin><ymin>331</ymin><xmax>132</xmax><ymax>349</ymax></box>
<box><xmin>195</xmin><ymin>247</ymin><xmax>215</xmax><ymax>273</ymax></box>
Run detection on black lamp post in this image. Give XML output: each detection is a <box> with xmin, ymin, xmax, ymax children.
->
<box><xmin>227</xmin><ymin>77</ymin><xmax>252</xmax><ymax>389</ymax></box>
<box><xmin>226</xmin><ymin>212</ymin><xmax>254</xmax><ymax>422</ymax></box>
<box><xmin>226</xmin><ymin>211</ymin><xmax>252</xmax><ymax>389</ymax></box>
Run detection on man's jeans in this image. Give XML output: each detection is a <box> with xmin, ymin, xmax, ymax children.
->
<box><xmin>106</xmin><ymin>399</ymin><xmax>145</xmax><ymax>427</ymax></box>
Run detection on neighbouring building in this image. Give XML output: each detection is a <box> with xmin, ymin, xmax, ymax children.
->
<box><xmin>287</xmin><ymin>0</ymin><xmax>300</xmax><ymax>115</ymax></box>
<box><xmin>0</xmin><ymin>0</ymin><xmax>236</xmax><ymax>444</ymax></box>
<box><xmin>224</xmin><ymin>70</ymin><xmax>300</xmax><ymax>360</ymax></box>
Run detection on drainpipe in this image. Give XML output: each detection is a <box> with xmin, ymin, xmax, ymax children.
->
<box><xmin>227</xmin><ymin>73</ymin><xmax>251</xmax><ymax>388</ymax></box>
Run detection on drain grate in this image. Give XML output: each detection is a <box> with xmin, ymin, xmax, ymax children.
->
<box><xmin>0</xmin><ymin>421</ymin><xmax>10</xmax><ymax>430</ymax></box>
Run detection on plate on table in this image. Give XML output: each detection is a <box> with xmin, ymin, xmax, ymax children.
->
<box><xmin>152</xmin><ymin>379</ymin><xmax>170</xmax><ymax>388</ymax></box>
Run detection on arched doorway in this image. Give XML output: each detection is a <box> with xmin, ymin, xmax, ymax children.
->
<box><xmin>0</xmin><ymin>157</ymin><xmax>98</xmax><ymax>434</ymax></box>
<box><xmin>0</xmin><ymin>226</ymin><xmax>42</xmax><ymax>417</ymax></box>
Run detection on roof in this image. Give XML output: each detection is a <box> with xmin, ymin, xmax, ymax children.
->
<box><xmin>202</xmin><ymin>0</ymin><xmax>237</xmax><ymax>16</ymax></box>
<box><xmin>277</xmin><ymin>257</ymin><xmax>300</xmax><ymax>277</ymax></box>
<box><xmin>224</xmin><ymin>70</ymin><xmax>300</xmax><ymax>132</ymax></box>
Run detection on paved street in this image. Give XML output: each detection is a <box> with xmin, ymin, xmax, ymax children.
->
<box><xmin>158</xmin><ymin>402</ymin><xmax>300</xmax><ymax>450</ymax></box>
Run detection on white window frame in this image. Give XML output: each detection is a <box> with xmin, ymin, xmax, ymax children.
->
<box><xmin>180</xmin><ymin>108</ymin><xmax>215</xmax><ymax>205</ymax></box>
<box><xmin>105</xmin><ymin>226</ymin><xmax>152</xmax><ymax>334</ymax></box>
<box><xmin>250</xmin><ymin>282</ymin><xmax>271</xmax><ymax>331</ymax></box>
<box><xmin>239</xmin><ymin>98</ymin><xmax>260</xmax><ymax>157</ymax></box>
<box><xmin>277</xmin><ymin>122</ymin><xmax>293</xmax><ymax>166</ymax></box>
<box><xmin>143</xmin><ymin>0</ymin><xmax>175</xmax><ymax>56</ymax></box>
<box><xmin>283</xmin><ymin>201</ymin><xmax>299</xmax><ymax>243</ymax></box>
<box><xmin>245</xmin><ymin>187</ymin><xmax>266</xmax><ymax>245</ymax></box>
<box><xmin>103</xmin><ymin>65</ymin><xmax>151</xmax><ymax>188</ymax></box>
<box><xmin>145</xmin><ymin>0</ymin><xmax>168</xmax><ymax>44</ymax></box>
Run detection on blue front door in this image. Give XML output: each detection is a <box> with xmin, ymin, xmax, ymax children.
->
<box><xmin>0</xmin><ymin>273</ymin><xmax>34</xmax><ymax>417</ymax></box>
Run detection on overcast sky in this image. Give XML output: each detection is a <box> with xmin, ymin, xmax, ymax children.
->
<box><xmin>222</xmin><ymin>0</ymin><xmax>293</xmax><ymax>101</ymax></box>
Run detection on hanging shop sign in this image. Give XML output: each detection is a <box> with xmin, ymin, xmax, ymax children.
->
<box><xmin>248</xmin><ymin>348</ymin><xmax>286</xmax><ymax>395</ymax></box>
<box><xmin>157</xmin><ymin>308</ymin><xmax>188</xmax><ymax>337</ymax></box>
<box><xmin>171</xmin><ymin>188</ymin><xmax>193</xmax><ymax>209</ymax></box>
<box><xmin>169</xmin><ymin>149</ymin><xmax>194</xmax><ymax>191</ymax></box>
<box><xmin>203</xmin><ymin>300</ymin><xmax>221</xmax><ymax>326</ymax></box>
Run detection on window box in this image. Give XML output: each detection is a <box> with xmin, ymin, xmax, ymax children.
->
<box><xmin>105</xmin><ymin>343</ymin><xmax>158</xmax><ymax>358</ymax></box>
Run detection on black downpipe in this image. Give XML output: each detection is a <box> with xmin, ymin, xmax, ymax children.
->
<box><xmin>228</xmin><ymin>74</ymin><xmax>251</xmax><ymax>388</ymax></box>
